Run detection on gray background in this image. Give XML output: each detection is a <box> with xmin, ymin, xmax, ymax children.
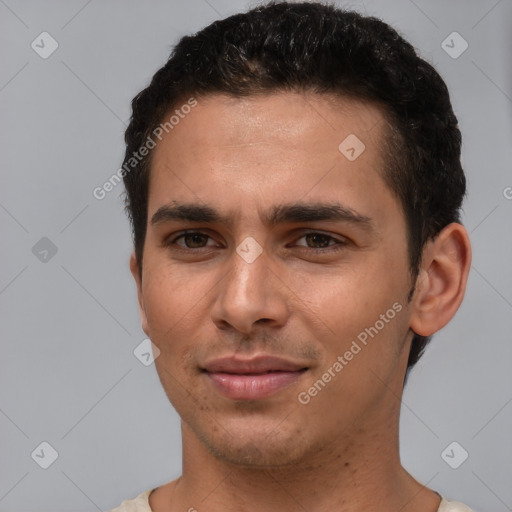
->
<box><xmin>0</xmin><ymin>0</ymin><xmax>511</xmax><ymax>511</ymax></box>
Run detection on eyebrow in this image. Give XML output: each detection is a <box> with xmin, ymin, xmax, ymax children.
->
<box><xmin>150</xmin><ymin>201</ymin><xmax>375</xmax><ymax>232</ymax></box>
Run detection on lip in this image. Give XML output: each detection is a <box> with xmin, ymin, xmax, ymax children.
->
<box><xmin>202</xmin><ymin>356</ymin><xmax>309</xmax><ymax>400</ymax></box>
<box><xmin>203</xmin><ymin>355</ymin><xmax>308</xmax><ymax>374</ymax></box>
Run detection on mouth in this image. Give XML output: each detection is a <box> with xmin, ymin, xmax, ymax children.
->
<box><xmin>202</xmin><ymin>356</ymin><xmax>309</xmax><ymax>400</ymax></box>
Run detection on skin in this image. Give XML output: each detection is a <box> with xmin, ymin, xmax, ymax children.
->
<box><xmin>129</xmin><ymin>92</ymin><xmax>471</xmax><ymax>512</ymax></box>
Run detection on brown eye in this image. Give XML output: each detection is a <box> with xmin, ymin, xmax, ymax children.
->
<box><xmin>304</xmin><ymin>233</ymin><xmax>333</xmax><ymax>248</ymax></box>
<box><xmin>181</xmin><ymin>233</ymin><xmax>209</xmax><ymax>248</ymax></box>
<box><xmin>295</xmin><ymin>232</ymin><xmax>343</xmax><ymax>249</ymax></box>
<box><xmin>169</xmin><ymin>231</ymin><xmax>217</xmax><ymax>249</ymax></box>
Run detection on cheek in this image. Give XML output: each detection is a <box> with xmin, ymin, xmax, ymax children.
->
<box><xmin>296</xmin><ymin>307</ymin><xmax>407</xmax><ymax>424</ymax></box>
<box><xmin>295</xmin><ymin>258</ymin><xmax>408</xmax><ymax>374</ymax></box>
<box><xmin>140</xmin><ymin>263</ymin><xmax>226</xmax><ymax>389</ymax></box>
<box><xmin>294</xmin><ymin>261</ymin><xmax>396</xmax><ymax>328</ymax></box>
<box><xmin>141</xmin><ymin>263</ymin><xmax>207</xmax><ymax>347</ymax></box>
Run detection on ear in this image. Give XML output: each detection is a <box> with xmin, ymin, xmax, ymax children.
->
<box><xmin>130</xmin><ymin>252</ymin><xmax>149</xmax><ymax>336</ymax></box>
<box><xmin>409</xmin><ymin>223</ymin><xmax>472</xmax><ymax>337</ymax></box>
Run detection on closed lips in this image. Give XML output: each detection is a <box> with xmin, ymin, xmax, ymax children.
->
<box><xmin>202</xmin><ymin>356</ymin><xmax>309</xmax><ymax>374</ymax></box>
<box><xmin>202</xmin><ymin>356</ymin><xmax>310</xmax><ymax>400</ymax></box>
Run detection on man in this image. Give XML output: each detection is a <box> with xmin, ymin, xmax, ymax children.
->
<box><xmin>110</xmin><ymin>2</ymin><xmax>474</xmax><ymax>511</ymax></box>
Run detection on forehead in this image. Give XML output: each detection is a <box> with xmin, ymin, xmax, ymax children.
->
<box><xmin>154</xmin><ymin>92</ymin><xmax>387</xmax><ymax>160</ymax></box>
<box><xmin>147</xmin><ymin>92</ymin><xmax>400</xmax><ymax>228</ymax></box>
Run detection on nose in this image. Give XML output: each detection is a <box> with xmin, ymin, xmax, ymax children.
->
<box><xmin>210</xmin><ymin>243</ymin><xmax>290</xmax><ymax>335</ymax></box>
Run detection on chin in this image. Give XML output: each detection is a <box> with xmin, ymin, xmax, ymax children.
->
<box><xmin>205</xmin><ymin>436</ymin><xmax>308</xmax><ymax>468</ymax></box>
<box><xmin>188</xmin><ymin>413</ymin><xmax>312</xmax><ymax>468</ymax></box>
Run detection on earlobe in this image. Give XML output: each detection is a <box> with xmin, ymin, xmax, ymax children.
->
<box><xmin>409</xmin><ymin>223</ymin><xmax>472</xmax><ymax>337</ymax></box>
<box><xmin>129</xmin><ymin>252</ymin><xmax>150</xmax><ymax>336</ymax></box>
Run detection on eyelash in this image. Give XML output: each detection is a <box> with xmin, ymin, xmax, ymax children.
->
<box><xmin>163</xmin><ymin>230</ymin><xmax>348</xmax><ymax>253</ymax></box>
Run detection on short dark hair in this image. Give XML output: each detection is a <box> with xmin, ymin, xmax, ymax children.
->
<box><xmin>122</xmin><ymin>1</ymin><xmax>466</xmax><ymax>373</ymax></box>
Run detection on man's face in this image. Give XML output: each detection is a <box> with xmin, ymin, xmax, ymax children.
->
<box><xmin>132</xmin><ymin>92</ymin><xmax>416</xmax><ymax>467</ymax></box>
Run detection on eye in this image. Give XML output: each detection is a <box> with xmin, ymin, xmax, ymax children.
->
<box><xmin>293</xmin><ymin>232</ymin><xmax>347</xmax><ymax>251</ymax></box>
<box><xmin>169</xmin><ymin>231</ymin><xmax>218</xmax><ymax>249</ymax></box>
